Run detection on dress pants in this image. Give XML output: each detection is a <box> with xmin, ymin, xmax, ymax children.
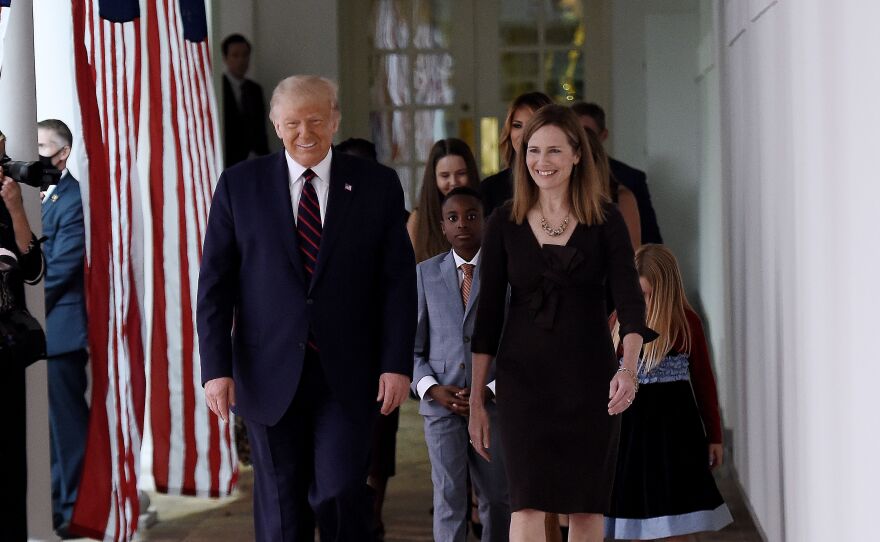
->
<box><xmin>48</xmin><ymin>349</ymin><xmax>90</xmax><ymax>529</ymax></box>
<box><xmin>424</xmin><ymin>405</ymin><xmax>510</xmax><ymax>542</ymax></box>
<box><xmin>0</xmin><ymin>362</ymin><xmax>27</xmax><ymax>541</ymax></box>
<box><xmin>246</xmin><ymin>351</ymin><xmax>376</xmax><ymax>542</ymax></box>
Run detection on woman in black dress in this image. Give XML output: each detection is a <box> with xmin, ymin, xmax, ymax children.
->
<box><xmin>468</xmin><ymin>105</ymin><xmax>655</xmax><ymax>542</ymax></box>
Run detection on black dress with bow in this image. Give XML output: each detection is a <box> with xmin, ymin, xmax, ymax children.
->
<box><xmin>471</xmin><ymin>202</ymin><xmax>655</xmax><ymax>514</ymax></box>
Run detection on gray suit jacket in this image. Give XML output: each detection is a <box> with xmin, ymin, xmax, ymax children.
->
<box><xmin>413</xmin><ymin>250</ymin><xmax>495</xmax><ymax>417</ymax></box>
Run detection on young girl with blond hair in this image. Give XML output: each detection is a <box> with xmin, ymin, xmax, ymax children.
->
<box><xmin>606</xmin><ymin>244</ymin><xmax>733</xmax><ymax>541</ymax></box>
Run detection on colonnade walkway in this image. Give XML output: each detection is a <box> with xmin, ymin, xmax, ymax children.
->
<box><xmin>123</xmin><ymin>401</ymin><xmax>763</xmax><ymax>541</ymax></box>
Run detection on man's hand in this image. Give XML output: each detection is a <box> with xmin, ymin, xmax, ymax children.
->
<box><xmin>427</xmin><ymin>385</ymin><xmax>469</xmax><ymax>416</ymax></box>
<box><xmin>205</xmin><ymin>377</ymin><xmax>235</xmax><ymax>423</ymax></box>
<box><xmin>0</xmin><ymin>174</ymin><xmax>24</xmax><ymax>216</ymax></box>
<box><xmin>377</xmin><ymin>373</ymin><xmax>411</xmax><ymax>415</ymax></box>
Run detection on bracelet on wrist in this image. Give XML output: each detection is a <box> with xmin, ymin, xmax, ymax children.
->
<box><xmin>616</xmin><ymin>367</ymin><xmax>639</xmax><ymax>392</ymax></box>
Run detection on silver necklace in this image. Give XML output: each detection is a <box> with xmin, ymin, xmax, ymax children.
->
<box><xmin>541</xmin><ymin>214</ymin><xmax>570</xmax><ymax>237</ymax></box>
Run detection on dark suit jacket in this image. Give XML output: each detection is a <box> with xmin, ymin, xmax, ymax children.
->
<box><xmin>197</xmin><ymin>150</ymin><xmax>417</xmax><ymax>426</ymax></box>
<box><xmin>223</xmin><ymin>74</ymin><xmax>270</xmax><ymax>167</ymax></box>
<box><xmin>609</xmin><ymin>158</ymin><xmax>663</xmax><ymax>244</ymax></box>
<box><xmin>481</xmin><ymin>168</ymin><xmax>512</xmax><ymax>218</ymax></box>
<box><xmin>42</xmin><ymin>173</ymin><xmax>88</xmax><ymax>357</ymax></box>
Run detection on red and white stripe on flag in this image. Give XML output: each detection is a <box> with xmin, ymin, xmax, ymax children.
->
<box><xmin>68</xmin><ymin>0</ymin><xmax>234</xmax><ymax>539</ymax></box>
<box><xmin>146</xmin><ymin>0</ymin><xmax>236</xmax><ymax>498</ymax></box>
<box><xmin>69</xmin><ymin>0</ymin><xmax>146</xmax><ymax>539</ymax></box>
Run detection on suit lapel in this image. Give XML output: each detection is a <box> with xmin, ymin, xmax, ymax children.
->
<box><xmin>268</xmin><ymin>152</ymin><xmax>306</xmax><ymax>285</ymax></box>
<box><xmin>463</xmin><ymin>259</ymin><xmax>480</xmax><ymax>321</ymax></box>
<box><xmin>440</xmin><ymin>252</ymin><xmax>465</xmax><ymax>320</ymax></box>
<box><xmin>41</xmin><ymin>174</ymin><xmax>69</xmax><ymax>220</ymax></box>
<box><xmin>310</xmin><ymin>151</ymin><xmax>353</xmax><ymax>291</ymax></box>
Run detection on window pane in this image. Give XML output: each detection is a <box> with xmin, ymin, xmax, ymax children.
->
<box><xmin>499</xmin><ymin>0</ymin><xmax>540</xmax><ymax>46</ymax></box>
<box><xmin>415</xmin><ymin>109</ymin><xmax>447</xmax><ymax>162</ymax></box>
<box><xmin>372</xmin><ymin>0</ymin><xmax>410</xmax><ymax>49</ymax></box>
<box><xmin>500</xmin><ymin>52</ymin><xmax>539</xmax><ymax>101</ymax></box>
<box><xmin>413</xmin><ymin>0</ymin><xmax>452</xmax><ymax>48</ymax></box>
<box><xmin>414</xmin><ymin>54</ymin><xmax>454</xmax><ymax>105</ymax></box>
<box><xmin>396</xmin><ymin>166</ymin><xmax>414</xmax><ymax>209</ymax></box>
<box><xmin>545</xmin><ymin>1</ymin><xmax>583</xmax><ymax>45</ymax></box>
<box><xmin>371</xmin><ymin>110</ymin><xmax>413</xmax><ymax>164</ymax></box>
<box><xmin>543</xmin><ymin>50</ymin><xmax>584</xmax><ymax>103</ymax></box>
<box><xmin>480</xmin><ymin>116</ymin><xmax>500</xmax><ymax>177</ymax></box>
<box><xmin>371</xmin><ymin>54</ymin><xmax>411</xmax><ymax>107</ymax></box>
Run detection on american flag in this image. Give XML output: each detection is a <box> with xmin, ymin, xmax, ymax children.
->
<box><xmin>69</xmin><ymin>0</ymin><xmax>234</xmax><ymax>539</ymax></box>
<box><xmin>145</xmin><ymin>0</ymin><xmax>236</xmax><ymax>499</ymax></box>
<box><xmin>0</xmin><ymin>0</ymin><xmax>10</xmax><ymax>74</ymax></box>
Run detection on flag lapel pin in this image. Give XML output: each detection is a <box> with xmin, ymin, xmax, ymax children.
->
<box><xmin>344</xmin><ymin>183</ymin><xmax>352</xmax><ymax>192</ymax></box>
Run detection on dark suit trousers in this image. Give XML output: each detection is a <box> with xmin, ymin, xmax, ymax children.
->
<box><xmin>0</xmin><ymin>363</ymin><xmax>27</xmax><ymax>541</ymax></box>
<box><xmin>48</xmin><ymin>349</ymin><xmax>89</xmax><ymax>528</ymax></box>
<box><xmin>246</xmin><ymin>351</ymin><xmax>376</xmax><ymax>542</ymax></box>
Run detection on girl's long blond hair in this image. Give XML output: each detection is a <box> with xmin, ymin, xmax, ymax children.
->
<box><xmin>510</xmin><ymin>105</ymin><xmax>608</xmax><ymax>225</ymax></box>
<box><xmin>614</xmin><ymin>244</ymin><xmax>692</xmax><ymax>373</ymax></box>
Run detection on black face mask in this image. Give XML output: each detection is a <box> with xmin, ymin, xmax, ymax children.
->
<box><xmin>38</xmin><ymin>154</ymin><xmax>54</xmax><ymax>169</ymax></box>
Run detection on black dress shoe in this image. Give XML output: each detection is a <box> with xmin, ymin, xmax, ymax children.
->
<box><xmin>55</xmin><ymin>524</ymin><xmax>79</xmax><ymax>540</ymax></box>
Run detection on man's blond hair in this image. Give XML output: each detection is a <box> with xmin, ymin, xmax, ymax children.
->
<box><xmin>269</xmin><ymin>75</ymin><xmax>339</xmax><ymax>121</ymax></box>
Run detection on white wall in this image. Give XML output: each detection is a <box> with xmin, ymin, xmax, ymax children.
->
<box><xmin>610</xmin><ymin>1</ymin><xmax>702</xmax><ymax>295</ymax></box>
<box><xmin>720</xmin><ymin>0</ymin><xmax>880</xmax><ymax>539</ymax></box>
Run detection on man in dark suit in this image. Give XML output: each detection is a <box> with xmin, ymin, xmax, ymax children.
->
<box><xmin>572</xmin><ymin>102</ymin><xmax>664</xmax><ymax>244</ymax></box>
<box><xmin>198</xmin><ymin>75</ymin><xmax>416</xmax><ymax>542</ymax></box>
<box><xmin>221</xmin><ymin>34</ymin><xmax>269</xmax><ymax>167</ymax></box>
<box><xmin>38</xmin><ymin>119</ymin><xmax>89</xmax><ymax>537</ymax></box>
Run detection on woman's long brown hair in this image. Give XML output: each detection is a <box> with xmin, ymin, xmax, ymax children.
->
<box><xmin>510</xmin><ymin>105</ymin><xmax>608</xmax><ymax>225</ymax></box>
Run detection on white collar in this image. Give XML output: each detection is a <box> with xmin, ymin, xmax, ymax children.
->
<box><xmin>285</xmin><ymin>148</ymin><xmax>333</xmax><ymax>185</ymax></box>
<box><xmin>452</xmin><ymin>248</ymin><xmax>480</xmax><ymax>269</ymax></box>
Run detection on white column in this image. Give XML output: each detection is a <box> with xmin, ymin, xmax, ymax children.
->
<box><xmin>0</xmin><ymin>0</ymin><xmax>54</xmax><ymax>539</ymax></box>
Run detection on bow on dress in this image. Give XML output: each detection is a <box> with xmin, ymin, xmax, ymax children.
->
<box><xmin>527</xmin><ymin>245</ymin><xmax>585</xmax><ymax>330</ymax></box>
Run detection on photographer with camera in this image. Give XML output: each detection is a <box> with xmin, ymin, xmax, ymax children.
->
<box><xmin>0</xmin><ymin>128</ymin><xmax>47</xmax><ymax>541</ymax></box>
<box><xmin>37</xmin><ymin>119</ymin><xmax>88</xmax><ymax>538</ymax></box>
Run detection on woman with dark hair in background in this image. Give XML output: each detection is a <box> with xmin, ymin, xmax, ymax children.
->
<box><xmin>481</xmin><ymin>92</ymin><xmax>554</xmax><ymax>218</ymax></box>
<box><xmin>407</xmin><ymin>138</ymin><xmax>481</xmax><ymax>263</ymax></box>
<box><xmin>0</xmin><ymin>132</ymin><xmax>46</xmax><ymax>541</ymax></box>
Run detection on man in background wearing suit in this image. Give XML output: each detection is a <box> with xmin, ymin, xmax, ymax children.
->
<box><xmin>222</xmin><ymin>34</ymin><xmax>269</xmax><ymax>167</ymax></box>
<box><xmin>198</xmin><ymin>75</ymin><xmax>416</xmax><ymax>542</ymax></box>
<box><xmin>572</xmin><ymin>102</ymin><xmax>664</xmax><ymax>244</ymax></box>
<box><xmin>38</xmin><ymin>119</ymin><xmax>89</xmax><ymax>538</ymax></box>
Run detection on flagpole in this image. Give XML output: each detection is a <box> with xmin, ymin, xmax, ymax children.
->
<box><xmin>0</xmin><ymin>0</ymin><xmax>54</xmax><ymax>538</ymax></box>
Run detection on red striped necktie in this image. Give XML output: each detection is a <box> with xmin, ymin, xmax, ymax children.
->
<box><xmin>297</xmin><ymin>169</ymin><xmax>322</xmax><ymax>352</ymax></box>
<box><xmin>296</xmin><ymin>169</ymin><xmax>322</xmax><ymax>281</ymax></box>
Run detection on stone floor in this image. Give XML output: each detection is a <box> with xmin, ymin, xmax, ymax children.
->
<box><xmin>131</xmin><ymin>400</ymin><xmax>763</xmax><ymax>541</ymax></box>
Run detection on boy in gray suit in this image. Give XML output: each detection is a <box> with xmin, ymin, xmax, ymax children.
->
<box><xmin>413</xmin><ymin>187</ymin><xmax>510</xmax><ymax>542</ymax></box>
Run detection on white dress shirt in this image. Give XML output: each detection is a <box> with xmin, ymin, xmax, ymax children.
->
<box><xmin>41</xmin><ymin>168</ymin><xmax>68</xmax><ymax>203</ymax></box>
<box><xmin>417</xmin><ymin>249</ymin><xmax>496</xmax><ymax>400</ymax></box>
<box><xmin>224</xmin><ymin>71</ymin><xmax>245</xmax><ymax>108</ymax></box>
<box><xmin>286</xmin><ymin>148</ymin><xmax>331</xmax><ymax>225</ymax></box>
